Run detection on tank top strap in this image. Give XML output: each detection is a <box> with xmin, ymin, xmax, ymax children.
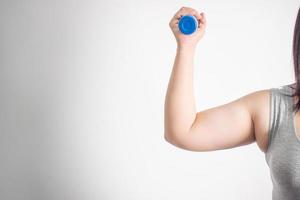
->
<box><xmin>268</xmin><ymin>84</ymin><xmax>295</xmax><ymax>151</ymax></box>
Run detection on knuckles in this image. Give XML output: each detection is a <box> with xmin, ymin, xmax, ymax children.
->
<box><xmin>179</xmin><ymin>6</ymin><xmax>197</xmax><ymax>14</ymax></box>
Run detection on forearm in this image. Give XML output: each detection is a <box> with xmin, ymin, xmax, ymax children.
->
<box><xmin>164</xmin><ymin>46</ymin><xmax>197</xmax><ymax>141</ymax></box>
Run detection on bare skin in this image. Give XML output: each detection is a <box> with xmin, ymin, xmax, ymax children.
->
<box><xmin>164</xmin><ymin>6</ymin><xmax>275</xmax><ymax>153</ymax></box>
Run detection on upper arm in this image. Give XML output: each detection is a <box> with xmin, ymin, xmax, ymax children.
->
<box><xmin>170</xmin><ymin>91</ymin><xmax>261</xmax><ymax>152</ymax></box>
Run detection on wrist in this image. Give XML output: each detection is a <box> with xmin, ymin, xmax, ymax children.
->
<box><xmin>177</xmin><ymin>44</ymin><xmax>197</xmax><ymax>53</ymax></box>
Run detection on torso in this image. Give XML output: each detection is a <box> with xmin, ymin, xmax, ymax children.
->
<box><xmin>292</xmin><ymin>93</ymin><xmax>300</xmax><ymax>141</ymax></box>
<box><xmin>252</xmin><ymin>83</ymin><xmax>298</xmax><ymax>154</ymax></box>
<box><xmin>257</xmin><ymin>83</ymin><xmax>300</xmax><ymax>199</ymax></box>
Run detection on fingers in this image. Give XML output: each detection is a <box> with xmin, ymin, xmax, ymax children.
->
<box><xmin>199</xmin><ymin>12</ymin><xmax>207</xmax><ymax>27</ymax></box>
<box><xmin>169</xmin><ymin>8</ymin><xmax>185</xmax><ymax>27</ymax></box>
<box><xmin>169</xmin><ymin>7</ymin><xmax>206</xmax><ymax>29</ymax></box>
<box><xmin>192</xmin><ymin>11</ymin><xmax>202</xmax><ymax>28</ymax></box>
<box><xmin>188</xmin><ymin>10</ymin><xmax>206</xmax><ymax>28</ymax></box>
<box><xmin>193</xmin><ymin>11</ymin><xmax>202</xmax><ymax>21</ymax></box>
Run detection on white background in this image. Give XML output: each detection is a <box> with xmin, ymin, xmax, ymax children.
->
<box><xmin>0</xmin><ymin>0</ymin><xmax>299</xmax><ymax>199</ymax></box>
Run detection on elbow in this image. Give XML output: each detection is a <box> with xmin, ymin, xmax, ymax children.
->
<box><xmin>164</xmin><ymin>131</ymin><xmax>187</xmax><ymax>148</ymax></box>
<box><xmin>164</xmin><ymin>132</ymin><xmax>173</xmax><ymax>143</ymax></box>
<box><xmin>164</xmin><ymin>131</ymin><xmax>178</xmax><ymax>145</ymax></box>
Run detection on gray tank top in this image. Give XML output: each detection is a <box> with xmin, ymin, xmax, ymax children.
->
<box><xmin>265</xmin><ymin>83</ymin><xmax>300</xmax><ymax>199</ymax></box>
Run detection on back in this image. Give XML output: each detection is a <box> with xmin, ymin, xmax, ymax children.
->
<box><xmin>266</xmin><ymin>83</ymin><xmax>300</xmax><ymax>199</ymax></box>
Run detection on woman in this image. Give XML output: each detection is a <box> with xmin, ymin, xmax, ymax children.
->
<box><xmin>164</xmin><ymin>6</ymin><xmax>300</xmax><ymax>199</ymax></box>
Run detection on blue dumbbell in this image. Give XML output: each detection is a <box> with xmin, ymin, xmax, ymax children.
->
<box><xmin>178</xmin><ymin>15</ymin><xmax>198</xmax><ymax>35</ymax></box>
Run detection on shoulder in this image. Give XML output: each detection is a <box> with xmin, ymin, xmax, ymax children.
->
<box><xmin>275</xmin><ymin>83</ymin><xmax>295</xmax><ymax>95</ymax></box>
<box><xmin>246</xmin><ymin>83</ymin><xmax>295</xmax><ymax>119</ymax></box>
<box><xmin>240</xmin><ymin>83</ymin><xmax>295</xmax><ymax>153</ymax></box>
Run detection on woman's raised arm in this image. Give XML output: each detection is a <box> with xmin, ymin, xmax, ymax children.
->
<box><xmin>164</xmin><ymin>7</ymin><xmax>262</xmax><ymax>152</ymax></box>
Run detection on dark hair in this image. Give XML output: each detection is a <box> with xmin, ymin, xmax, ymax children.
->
<box><xmin>289</xmin><ymin>8</ymin><xmax>300</xmax><ymax>113</ymax></box>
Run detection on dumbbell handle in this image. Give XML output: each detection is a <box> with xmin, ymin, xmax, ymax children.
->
<box><xmin>178</xmin><ymin>15</ymin><xmax>198</xmax><ymax>35</ymax></box>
